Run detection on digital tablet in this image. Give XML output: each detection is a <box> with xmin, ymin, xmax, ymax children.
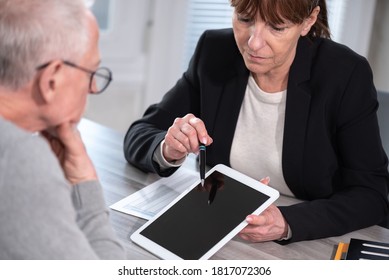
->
<box><xmin>130</xmin><ymin>164</ymin><xmax>279</xmax><ymax>260</ymax></box>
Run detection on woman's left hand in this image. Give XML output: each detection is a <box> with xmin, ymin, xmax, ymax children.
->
<box><xmin>238</xmin><ymin>204</ymin><xmax>288</xmax><ymax>242</ymax></box>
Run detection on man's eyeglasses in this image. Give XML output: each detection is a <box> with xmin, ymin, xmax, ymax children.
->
<box><xmin>37</xmin><ymin>60</ymin><xmax>112</xmax><ymax>94</ymax></box>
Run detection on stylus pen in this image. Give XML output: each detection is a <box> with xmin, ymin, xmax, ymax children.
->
<box><xmin>199</xmin><ymin>144</ymin><xmax>206</xmax><ymax>186</ymax></box>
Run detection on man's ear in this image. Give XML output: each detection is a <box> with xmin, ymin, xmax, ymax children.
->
<box><xmin>37</xmin><ymin>60</ymin><xmax>64</xmax><ymax>103</ymax></box>
<box><xmin>301</xmin><ymin>6</ymin><xmax>320</xmax><ymax>36</ymax></box>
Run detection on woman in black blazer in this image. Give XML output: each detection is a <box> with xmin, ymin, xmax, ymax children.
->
<box><xmin>124</xmin><ymin>0</ymin><xmax>389</xmax><ymax>243</ymax></box>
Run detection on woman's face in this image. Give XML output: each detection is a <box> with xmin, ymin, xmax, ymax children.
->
<box><xmin>232</xmin><ymin>9</ymin><xmax>316</xmax><ymax>78</ymax></box>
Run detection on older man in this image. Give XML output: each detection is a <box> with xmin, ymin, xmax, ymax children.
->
<box><xmin>0</xmin><ymin>0</ymin><xmax>125</xmax><ymax>259</ymax></box>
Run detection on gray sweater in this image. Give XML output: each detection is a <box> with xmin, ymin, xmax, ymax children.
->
<box><xmin>0</xmin><ymin>118</ymin><xmax>125</xmax><ymax>259</ymax></box>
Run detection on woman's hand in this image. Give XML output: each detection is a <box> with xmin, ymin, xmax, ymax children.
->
<box><xmin>41</xmin><ymin>122</ymin><xmax>97</xmax><ymax>185</ymax></box>
<box><xmin>239</xmin><ymin>204</ymin><xmax>288</xmax><ymax>242</ymax></box>
<box><xmin>163</xmin><ymin>113</ymin><xmax>213</xmax><ymax>162</ymax></box>
<box><xmin>239</xmin><ymin>177</ymin><xmax>288</xmax><ymax>242</ymax></box>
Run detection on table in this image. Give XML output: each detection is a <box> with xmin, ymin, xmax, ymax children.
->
<box><xmin>79</xmin><ymin>118</ymin><xmax>389</xmax><ymax>260</ymax></box>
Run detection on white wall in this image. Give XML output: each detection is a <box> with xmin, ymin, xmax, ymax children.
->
<box><xmin>368</xmin><ymin>0</ymin><xmax>389</xmax><ymax>92</ymax></box>
<box><xmin>85</xmin><ymin>0</ymin><xmax>152</xmax><ymax>131</ymax></box>
<box><xmin>142</xmin><ymin>0</ymin><xmax>189</xmax><ymax>110</ymax></box>
<box><xmin>85</xmin><ymin>0</ymin><xmax>189</xmax><ymax>132</ymax></box>
<box><xmin>331</xmin><ymin>0</ymin><xmax>376</xmax><ymax>57</ymax></box>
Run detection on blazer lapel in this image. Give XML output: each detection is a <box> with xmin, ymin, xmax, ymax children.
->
<box><xmin>205</xmin><ymin>55</ymin><xmax>249</xmax><ymax>167</ymax></box>
<box><xmin>282</xmin><ymin>37</ymin><xmax>315</xmax><ymax>198</ymax></box>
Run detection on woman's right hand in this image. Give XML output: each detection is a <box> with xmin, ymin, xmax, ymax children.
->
<box><xmin>163</xmin><ymin>113</ymin><xmax>213</xmax><ymax>162</ymax></box>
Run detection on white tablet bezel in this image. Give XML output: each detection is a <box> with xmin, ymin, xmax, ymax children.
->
<box><xmin>130</xmin><ymin>164</ymin><xmax>280</xmax><ymax>260</ymax></box>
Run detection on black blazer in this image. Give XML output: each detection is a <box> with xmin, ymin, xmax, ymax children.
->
<box><xmin>124</xmin><ymin>29</ymin><xmax>389</xmax><ymax>243</ymax></box>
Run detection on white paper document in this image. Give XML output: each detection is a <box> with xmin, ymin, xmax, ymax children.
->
<box><xmin>110</xmin><ymin>167</ymin><xmax>199</xmax><ymax>220</ymax></box>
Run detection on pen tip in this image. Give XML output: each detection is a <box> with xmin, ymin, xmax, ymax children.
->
<box><xmin>201</xmin><ymin>179</ymin><xmax>204</xmax><ymax>186</ymax></box>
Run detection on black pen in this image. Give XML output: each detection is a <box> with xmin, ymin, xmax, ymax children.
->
<box><xmin>199</xmin><ymin>143</ymin><xmax>206</xmax><ymax>186</ymax></box>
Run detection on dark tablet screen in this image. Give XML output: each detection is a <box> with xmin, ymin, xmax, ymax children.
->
<box><xmin>139</xmin><ymin>170</ymin><xmax>270</xmax><ymax>259</ymax></box>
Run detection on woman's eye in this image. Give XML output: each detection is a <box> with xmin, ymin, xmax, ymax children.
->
<box><xmin>269</xmin><ymin>24</ymin><xmax>286</xmax><ymax>32</ymax></box>
<box><xmin>237</xmin><ymin>16</ymin><xmax>252</xmax><ymax>23</ymax></box>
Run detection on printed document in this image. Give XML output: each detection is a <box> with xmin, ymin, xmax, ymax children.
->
<box><xmin>110</xmin><ymin>167</ymin><xmax>198</xmax><ymax>220</ymax></box>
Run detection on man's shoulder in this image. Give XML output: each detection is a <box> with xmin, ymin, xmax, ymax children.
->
<box><xmin>0</xmin><ymin>118</ymin><xmax>26</xmax><ymax>143</ymax></box>
<box><xmin>0</xmin><ymin>118</ymin><xmax>43</xmax><ymax>158</ymax></box>
<box><xmin>0</xmin><ymin>118</ymin><xmax>63</xmax><ymax>184</ymax></box>
<box><xmin>0</xmin><ymin>118</ymin><xmax>30</xmax><ymax>159</ymax></box>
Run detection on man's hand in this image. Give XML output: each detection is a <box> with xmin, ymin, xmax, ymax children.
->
<box><xmin>41</xmin><ymin>122</ymin><xmax>97</xmax><ymax>185</ymax></box>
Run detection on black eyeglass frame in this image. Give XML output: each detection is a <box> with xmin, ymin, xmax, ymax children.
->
<box><xmin>36</xmin><ymin>60</ymin><xmax>112</xmax><ymax>94</ymax></box>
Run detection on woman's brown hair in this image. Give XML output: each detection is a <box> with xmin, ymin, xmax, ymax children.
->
<box><xmin>230</xmin><ymin>0</ymin><xmax>330</xmax><ymax>39</ymax></box>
